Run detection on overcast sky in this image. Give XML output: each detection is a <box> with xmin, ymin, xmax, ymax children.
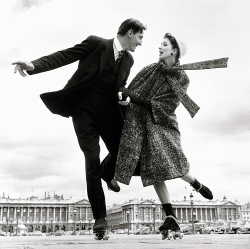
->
<box><xmin>1</xmin><ymin>0</ymin><xmax>250</xmax><ymax>207</ymax></box>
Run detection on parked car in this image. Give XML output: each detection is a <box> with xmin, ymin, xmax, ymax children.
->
<box><xmin>214</xmin><ymin>222</ymin><xmax>237</xmax><ymax>234</ymax></box>
<box><xmin>140</xmin><ymin>227</ymin><xmax>151</xmax><ymax>235</ymax></box>
<box><xmin>194</xmin><ymin>223</ymin><xmax>209</xmax><ymax>234</ymax></box>
<box><xmin>27</xmin><ymin>231</ymin><xmax>43</xmax><ymax>236</ymax></box>
<box><xmin>202</xmin><ymin>222</ymin><xmax>224</xmax><ymax>234</ymax></box>
<box><xmin>228</xmin><ymin>220</ymin><xmax>247</xmax><ymax>234</ymax></box>
<box><xmin>0</xmin><ymin>230</ymin><xmax>6</xmax><ymax>236</ymax></box>
<box><xmin>235</xmin><ymin>221</ymin><xmax>250</xmax><ymax>234</ymax></box>
<box><xmin>134</xmin><ymin>227</ymin><xmax>148</xmax><ymax>235</ymax></box>
<box><xmin>113</xmin><ymin>229</ymin><xmax>125</xmax><ymax>234</ymax></box>
<box><xmin>55</xmin><ymin>230</ymin><xmax>65</xmax><ymax>236</ymax></box>
<box><xmin>123</xmin><ymin>228</ymin><xmax>134</xmax><ymax>234</ymax></box>
<box><xmin>82</xmin><ymin>230</ymin><xmax>93</xmax><ymax>235</ymax></box>
<box><xmin>180</xmin><ymin>224</ymin><xmax>192</xmax><ymax>234</ymax></box>
<box><xmin>76</xmin><ymin>230</ymin><xmax>85</xmax><ymax>235</ymax></box>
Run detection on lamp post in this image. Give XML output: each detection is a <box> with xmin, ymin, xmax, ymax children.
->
<box><xmin>50</xmin><ymin>218</ymin><xmax>53</xmax><ymax>233</ymax></box>
<box><xmin>73</xmin><ymin>208</ymin><xmax>77</xmax><ymax>235</ymax></box>
<box><xmin>10</xmin><ymin>217</ymin><xmax>13</xmax><ymax>235</ymax></box>
<box><xmin>152</xmin><ymin>204</ymin><xmax>156</xmax><ymax>234</ymax></box>
<box><xmin>190</xmin><ymin>193</ymin><xmax>194</xmax><ymax>234</ymax></box>
<box><xmin>6</xmin><ymin>217</ymin><xmax>9</xmax><ymax>236</ymax></box>
<box><xmin>126</xmin><ymin>209</ymin><xmax>130</xmax><ymax>235</ymax></box>
<box><xmin>16</xmin><ymin>207</ymin><xmax>20</xmax><ymax>236</ymax></box>
<box><xmin>88</xmin><ymin>217</ymin><xmax>91</xmax><ymax>235</ymax></box>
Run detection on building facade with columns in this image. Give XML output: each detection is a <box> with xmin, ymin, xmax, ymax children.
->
<box><xmin>240</xmin><ymin>202</ymin><xmax>250</xmax><ymax>220</ymax></box>
<box><xmin>0</xmin><ymin>193</ymin><xmax>93</xmax><ymax>234</ymax></box>
<box><xmin>107</xmin><ymin>196</ymin><xmax>242</xmax><ymax>232</ymax></box>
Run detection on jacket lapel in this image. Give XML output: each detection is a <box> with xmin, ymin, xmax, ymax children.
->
<box><xmin>99</xmin><ymin>39</ymin><xmax>114</xmax><ymax>73</ymax></box>
<box><xmin>115</xmin><ymin>52</ymin><xmax>131</xmax><ymax>91</ymax></box>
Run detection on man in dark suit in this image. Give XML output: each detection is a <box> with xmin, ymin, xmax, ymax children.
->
<box><xmin>12</xmin><ymin>18</ymin><xmax>146</xmax><ymax>233</ymax></box>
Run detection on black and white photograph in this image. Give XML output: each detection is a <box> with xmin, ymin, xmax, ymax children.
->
<box><xmin>0</xmin><ymin>0</ymin><xmax>249</xmax><ymax>248</ymax></box>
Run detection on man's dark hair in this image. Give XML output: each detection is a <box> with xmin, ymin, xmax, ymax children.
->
<box><xmin>117</xmin><ymin>18</ymin><xmax>146</xmax><ymax>36</ymax></box>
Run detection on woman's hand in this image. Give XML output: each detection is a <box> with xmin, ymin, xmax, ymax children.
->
<box><xmin>118</xmin><ymin>96</ymin><xmax>131</xmax><ymax>106</ymax></box>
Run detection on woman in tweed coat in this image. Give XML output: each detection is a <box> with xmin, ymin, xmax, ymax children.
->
<box><xmin>115</xmin><ymin>33</ymin><xmax>215</xmax><ymax>233</ymax></box>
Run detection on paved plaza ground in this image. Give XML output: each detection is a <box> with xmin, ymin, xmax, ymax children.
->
<box><xmin>0</xmin><ymin>234</ymin><xmax>249</xmax><ymax>249</ymax></box>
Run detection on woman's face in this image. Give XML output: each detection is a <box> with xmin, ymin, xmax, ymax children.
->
<box><xmin>159</xmin><ymin>38</ymin><xmax>175</xmax><ymax>60</ymax></box>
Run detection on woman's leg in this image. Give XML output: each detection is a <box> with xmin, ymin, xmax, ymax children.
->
<box><xmin>181</xmin><ymin>173</ymin><xmax>213</xmax><ymax>200</ymax></box>
<box><xmin>153</xmin><ymin>182</ymin><xmax>170</xmax><ymax>204</ymax></box>
<box><xmin>180</xmin><ymin>173</ymin><xmax>195</xmax><ymax>183</ymax></box>
<box><xmin>153</xmin><ymin>182</ymin><xmax>180</xmax><ymax>232</ymax></box>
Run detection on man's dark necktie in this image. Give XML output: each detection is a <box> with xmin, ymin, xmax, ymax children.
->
<box><xmin>115</xmin><ymin>51</ymin><xmax>124</xmax><ymax>67</ymax></box>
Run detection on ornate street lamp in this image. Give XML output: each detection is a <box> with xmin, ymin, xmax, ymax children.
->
<box><xmin>16</xmin><ymin>207</ymin><xmax>20</xmax><ymax>236</ymax></box>
<box><xmin>10</xmin><ymin>217</ymin><xmax>13</xmax><ymax>235</ymax></box>
<box><xmin>152</xmin><ymin>204</ymin><xmax>156</xmax><ymax>234</ymax></box>
<box><xmin>88</xmin><ymin>217</ymin><xmax>91</xmax><ymax>235</ymax></box>
<box><xmin>126</xmin><ymin>209</ymin><xmax>130</xmax><ymax>235</ymax></box>
<box><xmin>79</xmin><ymin>220</ymin><xmax>82</xmax><ymax>232</ymax></box>
<box><xmin>73</xmin><ymin>208</ymin><xmax>77</xmax><ymax>235</ymax></box>
<box><xmin>50</xmin><ymin>218</ymin><xmax>53</xmax><ymax>233</ymax></box>
<box><xmin>190</xmin><ymin>193</ymin><xmax>194</xmax><ymax>234</ymax></box>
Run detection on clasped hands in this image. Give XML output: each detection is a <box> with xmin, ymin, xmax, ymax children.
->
<box><xmin>118</xmin><ymin>87</ymin><xmax>131</xmax><ymax>106</ymax></box>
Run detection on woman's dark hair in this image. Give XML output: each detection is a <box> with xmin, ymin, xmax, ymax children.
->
<box><xmin>164</xmin><ymin>33</ymin><xmax>180</xmax><ymax>61</ymax></box>
<box><xmin>117</xmin><ymin>18</ymin><xmax>146</xmax><ymax>36</ymax></box>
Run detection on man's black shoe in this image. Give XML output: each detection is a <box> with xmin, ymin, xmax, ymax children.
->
<box><xmin>93</xmin><ymin>218</ymin><xmax>107</xmax><ymax>232</ymax></box>
<box><xmin>107</xmin><ymin>179</ymin><xmax>120</xmax><ymax>192</ymax></box>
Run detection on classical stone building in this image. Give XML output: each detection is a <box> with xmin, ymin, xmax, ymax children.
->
<box><xmin>240</xmin><ymin>202</ymin><xmax>250</xmax><ymax>220</ymax></box>
<box><xmin>107</xmin><ymin>196</ymin><xmax>242</xmax><ymax>232</ymax></box>
<box><xmin>0</xmin><ymin>193</ymin><xmax>93</xmax><ymax>234</ymax></box>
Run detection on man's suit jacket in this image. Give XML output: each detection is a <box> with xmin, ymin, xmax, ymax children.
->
<box><xmin>28</xmin><ymin>35</ymin><xmax>134</xmax><ymax>117</ymax></box>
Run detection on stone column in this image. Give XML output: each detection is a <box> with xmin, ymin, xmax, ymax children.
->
<box><xmin>14</xmin><ymin>207</ymin><xmax>16</xmax><ymax>222</ymax></box>
<box><xmin>66</xmin><ymin>207</ymin><xmax>68</xmax><ymax>222</ymax></box>
<box><xmin>205</xmin><ymin>208</ymin><xmax>208</xmax><ymax>221</ymax></box>
<box><xmin>60</xmin><ymin>207</ymin><xmax>62</xmax><ymax>221</ymax></box>
<box><xmin>53</xmin><ymin>207</ymin><xmax>56</xmax><ymax>221</ymax></box>
<box><xmin>186</xmin><ymin>208</ymin><xmax>188</xmax><ymax>222</ymax></box>
<box><xmin>34</xmin><ymin>207</ymin><xmax>36</xmax><ymax>223</ymax></box>
<box><xmin>79</xmin><ymin>207</ymin><xmax>81</xmax><ymax>221</ymax></box>
<box><xmin>40</xmin><ymin>207</ymin><xmax>43</xmax><ymax>222</ymax></box>
<box><xmin>181</xmin><ymin>208</ymin><xmax>183</xmax><ymax>222</ymax></box>
<box><xmin>226</xmin><ymin>208</ymin><xmax>229</xmax><ymax>221</ymax></box>
<box><xmin>201</xmin><ymin>208</ymin><xmax>203</xmax><ymax>221</ymax></box>
<box><xmin>47</xmin><ymin>207</ymin><xmax>49</xmax><ymax>222</ymax></box>
<box><xmin>21</xmin><ymin>207</ymin><xmax>24</xmax><ymax>222</ymax></box>
<box><xmin>7</xmin><ymin>207</ymin><xmax>10</xmax><ymax>219</ymax></box>
<box><xmin>27</xmin><ymin>207</ymin><xmax>30</xmax><ymax>222</ymax></box>
<box><xmin>0</xmin><ymin>207</ymin><xmax>3</xmax><ymax>222</ymax></box>
<box><xmin>210</xmin><ymin>208</ymin><xmax>213</xmax><ymax>221</ymax></box>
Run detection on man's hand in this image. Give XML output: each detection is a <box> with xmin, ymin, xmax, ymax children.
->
<box><xmin>12</xmin><ymin>61</ymin><xmax>35</xmax><ymax>77</ymax></box>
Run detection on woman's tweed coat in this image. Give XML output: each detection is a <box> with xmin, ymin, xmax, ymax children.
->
<box><xmin>114</xmin><ymin>61</ymin><xmax>190</xmax><ymax>187</ymax></box>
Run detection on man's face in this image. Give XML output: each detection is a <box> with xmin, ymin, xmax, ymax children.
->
<box><xmin>127</xmin><ymin>30</ymin><xmax>144</xmax><ymax>52</ymax></box>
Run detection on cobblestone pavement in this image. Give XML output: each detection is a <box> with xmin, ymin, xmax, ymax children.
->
<box><xmin>0</xmin><ymin>234</ymin><xmax>249</xmax><ymax>249</ymax></box>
